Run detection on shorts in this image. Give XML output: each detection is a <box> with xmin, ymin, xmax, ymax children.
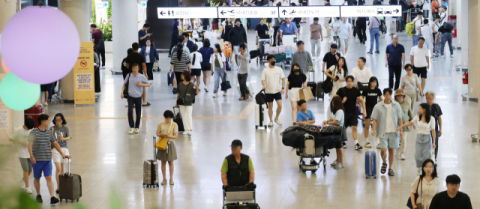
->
<box><xmin>40</xmin><ymin>84</ymin><xmax>52</xmax><ymax>92</ymax></box>
<box><xmin>424</xmin><ymin>38</ymin><xmax>434</xmax><ymax>50</ymax></box>
<box><xmin>340</xmin><ymin>39</ymin><xmax>349</xmax><ymax>51</ymax></box>
<box><xmin>344</xmin><ymin>112</ymin><xmax>358</xmax><ymax>127</ymax></box>
<box><xmin>191</xmin><ymin>68</ymin><xmax>201</xmax><ymax>76</ymax></box>
<box><xmin>32</xmin><ymin>161</ymin><xmax>53</xmax><ymax>179</ymax></box>
<box><xmin>289</xmin><ymin>88</ymin><xmax>301</xmax><ymax>101</ymax></box>
<box><xmin>266</xmin><ymin>92</ymin><xmax>282</xmax><ymax>103</ymax></box>
<box><xmin>52</xmin><ymin>148</ymin><xmax>69</xmax><ymax>163</ymax></box>
<box><xmin>233</xmin><ymin>45</ymin><xmax>240</xmax><ymax>55</ymax></box>
<box><xmin>201</xmin><ymin>63</ymin><xmax>211</xmax><ymax>71</ymax></box>
<box><xmin>365</xmin><ymin>107</ymin><xmax>374</xmax><ymax>119</ymax></box>
<box><xmin>212</xmin><ymin>23</ymin><xmax>219</xmax><ymax>30</ymax></box>
<box><xmin>19</xmin><ymin>158</ymin><xmax>32</xmax><ymax>172</ymax></box>
<box><xmin>379</xmin><ymin>132</ymin><xmax>399</xmax><ymax>149</ymax></box>
<box><xmin>413</xmin><ymin>66</ymin><xmax>428</xmax><ymax>79</ymax></box>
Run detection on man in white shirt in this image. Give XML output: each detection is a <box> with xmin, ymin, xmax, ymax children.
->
<box><xmin>371</xmin><ymin>88</ymin><xmax>403</xmax><ymax>176</ymax></box>
<box><xmin>410</xmin><ymin>37</ymin><xmax>430</xmax><ymax>91</ymax></box>
<box><xmin>350</xmin><ymin>57</ymin><xmax>373</xmax><ymax>91</ymax></box>
<box><xmin>338</xmin><ymin>17</ymin><xmax>352</xmax><ymax>55</ymax></box>
<box><xmin>9</xmin><ymin>118</ymin><xmax>35</xmax><ymax>193</ymax></box>
<box><xmin>411</xmin><ymin>13</ymin><xmax>424</xmax><ymax>46</ymax></box>
<box><xmin>420</xmin><ymin>19</ymin><xmax>434</xmax><ymax>60</ymax></box>
<box><xmin>261</xmin><ymin>55</ymin><xmax>286</xmax><ymax>127</ymax></box>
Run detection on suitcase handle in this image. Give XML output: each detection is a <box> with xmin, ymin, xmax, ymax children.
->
<box><xmin>153</xmin><ymin>136</ymin><xmax>157</xmax><ymax>159</ymax></box>
<box><xmin>173</xmin><ymin>106</ymin><xmax>180</xmax><ymax>115</ymax></box>
<box><xmin>63</xmin><ymin>157</ymin><xmax>71</xmax><ymax>177</ymax></box>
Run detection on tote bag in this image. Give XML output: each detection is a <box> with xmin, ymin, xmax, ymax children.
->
<box><xmin>155</xmin><ymin>122</ymin><xmax>175</xmax><ymax>150</ymax></box>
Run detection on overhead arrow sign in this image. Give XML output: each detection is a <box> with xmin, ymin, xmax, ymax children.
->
<box><xmin>279</xmin><ymin>6</ymin><xmax>340</xmax><ymax>18</ymax></box>
<box><xmin>282</xmin><ymin>9</ymin><xmax>287</xmax><ymax>15</ymax></box>
<box><xmin>160</xmin><ymin>11</ymin><xmax>165</xmax><ymax>16</ymax></box>
<box><xmin>340</xmin><ymin>5</ymin><xmax>401</xmax><ymax>17</ymax></box>
<box><xmin>228</xmin><ymin>10</ymin><xmax>234</xmax><ymax>13</ymax></box>
<box><xmin>220</xmin><ymin>10</ymin><xmax>226</xmax><ymax>15</ymax></box>
<box><xmin>394</xmin><ymin>9</ymin><xmax>400</xmax><ymax>13</ymax></box>
<box><xmin>157</xmin><ymin>7</ymin><xmax>217</xmax><ymax>19</ymax></box>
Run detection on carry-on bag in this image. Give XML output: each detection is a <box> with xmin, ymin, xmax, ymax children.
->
<box><xmin>306</xmin><ymin>72</ymin><xmax>317</xmax><ymax>99</ymax></box>
<box><xmin>365</xmin><ymin>139</ymin><xmax>377</xmax><ymax>179</ymax></box>
<box><xmin>24</xmin><ymin>105</ymin><xmax>44</xmax><ymax>128</ymax></box>
<box><xmin>316</xmin><ymin>72</ymin><xmax>325</xmax><ymax>100</ymax></box>
<box><xmin>59</xmin><ymin>158</ymin><xmax>82</xmax><ymax>202</ymax></box>
<box><xmin>143</xmin><ymin>137</ymin><xmax>159</xmax><ymax>188</ymax></box>
<box><xmin>173</xmin><ymin>106</ymin><xmax>184</xmax><ymax>132</ymax></box>
<box><xmin>255</xmin><ymin>104</ymin><xmax>268</xmax><ymax>129</ymax></box>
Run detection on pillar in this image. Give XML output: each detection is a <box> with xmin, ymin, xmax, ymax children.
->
<box><xmin>59</xmin><ymin>0</ymin><xmax>91</xmax><ymax>101</ymax></box>
<box><xmin>457</xmin><ymin>0</ymin><xmax>468</xmax><ymax>69</ymax></box>
<box><xmin>112</xmin><ymin>0</ymin><xmax>138</xmax><ymax>73</ymax></box>
<box><xmin>0</xmin><ymin>0</ymin><xmax>24</xmax><ymax>144</ymax></box>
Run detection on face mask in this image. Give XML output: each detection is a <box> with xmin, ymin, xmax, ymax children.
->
<box><xmin>293</xmin><ymin>70</ymin><xmax>301</xmax><ymax>74</ymax></box>
<box><xmin>271</xmin><ymin>61</ymin><xmax>276</xmax><ymax>66</ymax></box>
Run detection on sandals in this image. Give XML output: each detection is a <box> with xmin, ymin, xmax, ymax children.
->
<box><xmin>381</xmin><ymin>163</ymin><xmax>387</xmax><ymax>174</ymax></box>
<box><xmin>388</xmin><ymin>169</ymin><xmax>395</xmax><ymax>176</ymax></box>
<box><xmin>142</xmin><ymin>102</ymin><xmax>151</xmax><ymax>106</ymax></box>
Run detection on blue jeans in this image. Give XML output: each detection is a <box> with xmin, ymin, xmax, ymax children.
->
<box><xmin>128</xmin><ymin>96</ymin><xmax>142</xmax><ymax>128</ymax></box>
<box><xmin>441</xmin><ymin>32</ymin><xmax>453</xmax><ymax>56</ymax></box>
<box><xmin>415</xmin><ymin>134</ymin><xmax>432</xmax><ymax>168</ymax></box>
<box><xmin>369</xmin><ymin>28</ymin><xmax>380</xmax><ymax>52</ymax></box>
<box><xmin>213</xmin><ymin>66</ymin><xmax>226</xmax><ymax>93</ymax></box>
<box><xmin>412</xmin><ymin>35</ymin><xmax>419</xmax><ymax>47</ymax></box>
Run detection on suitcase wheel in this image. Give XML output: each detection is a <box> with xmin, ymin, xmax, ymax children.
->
<box><xmin>255</xmin><ymin>126</ymin><xmax>258</xmax><ymax>129</ymax></box>
<box><xmin>264</xmin><ymin>126</ymin><xmax>267</xmax><ymax>129</ymax></box>
<box><xmin>312</xmin><ymin>170</ymin><xmax>317</xmax><ymax>173</ymax></box>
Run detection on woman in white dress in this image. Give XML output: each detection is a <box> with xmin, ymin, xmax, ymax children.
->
<box><xmin>324</xmin><ymin>56</ymin><xmax>347</xmax><ymax>96</ymax></box>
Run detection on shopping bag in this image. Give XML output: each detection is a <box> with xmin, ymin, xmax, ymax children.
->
<box><xmin>300</xmin><ymin>87</ymin><xmax>314</xmax><ymax>101</ymax></box>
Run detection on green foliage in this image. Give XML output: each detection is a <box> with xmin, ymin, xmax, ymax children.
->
<box><xmin>107</xmin><ymin>0</ymin><xmax>112</xmax><ymax>19</ymax></box>
<box><xmin>98</xmin><ymin>18</ymin><xmax>112</xmax><ymax>41</ymax></box>
<box><xmin>91</xmin><ymin>0</ymin><xmax>96</xmax><ymax>24</ymax></box>
<box><xmin>210</xmin><ymin>1</ymin><xmax>221</xmax><ymax>6</ymax></box>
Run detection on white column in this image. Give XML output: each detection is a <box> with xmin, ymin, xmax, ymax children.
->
<box><xmin>112</xmin><ymin>0</ymin><xmax>138</xmax><ymax>73</ymax></box>
<box><xmin>59</xmin><ymin>0</ymin><xmax>91</xmax><ymax>101</ymax></box>
<box><xmin>458</xmin><ymin>0</ymin><xmax>468</xmax><ymax>69</ymax></box>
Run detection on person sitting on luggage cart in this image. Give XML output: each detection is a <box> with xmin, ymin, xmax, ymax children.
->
<box><xmin>279</xmin><ymin>18</ymin><xmax>298</xmax><ymax>44</ymax></box>
<box><xmin>295</xmin><ymin>99</ymin><xmax>315</xmax><ymax>125</ymax></box>
<box><xmin>221</xmin><ymin>140</ymin><xmax>255</xmax><ymax>189</ymax></box>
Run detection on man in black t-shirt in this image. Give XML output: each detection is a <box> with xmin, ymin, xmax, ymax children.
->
<box><xmin>126</xmin><ymin>42</ymin><xmax>150</xmax><ymax>106</ymax></box>
<box><xmin>322</xmin><ymin>44</ymin><xmax>341</xmax><ymax>72</ymax></box>
<box><xmin>256</xmin><ymin>19</ymin><xmax>269</xmax><ymax>39</ymax></box>
<box><xmin>429</xmin><ymin>175</ymin><xmax>473</xmax><ymax>209</ymax></box>
<box><xmin>335</xmin><ymin>75</ymin><xmax>367</xmax><ymax>150</ymax></box>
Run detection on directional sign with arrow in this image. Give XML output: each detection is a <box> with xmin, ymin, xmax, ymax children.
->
<box><xmin>160</xmin><ymin>11</ymin><xmax>166</xmax><ymax>16</ymax></box>
<box><xmin>220</xmin><ymin>10</ymin><xmax>226</xmax><ymax>15</ymax></box>
<box><xmin>340</xmin><ymin>5</ymin><xmax>402</xmax><ymax>17</ymax></box>
<box><xmin>157</xmin><ymin>7</ymin><xmax>217</xmax><ymax>19</ymax></box>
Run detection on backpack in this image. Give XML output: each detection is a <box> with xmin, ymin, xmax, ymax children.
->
<box><xmin>406</xmin><ymin>21</ymin><xmax>416</xmax><ymax>36</ymax></box>
<box><xmin>222</xmin><ymin>41</ymin><xmax>233</xmax><ymax>58</ymax></box>
<box><xmin>444</xmin><ymin>22</ymin><xmax>454</xmax><ymax>31</ymax></box>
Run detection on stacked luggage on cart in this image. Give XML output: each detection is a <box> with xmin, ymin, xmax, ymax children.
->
<box><xmin>267</xmin><ymin>45</ymin><xmax>295</xmax><ymax>70</ymax></box>
<box><xmin>223</xmin><ymin>185</ymin><xmax>259</xmax><ymax>209</ymax></box>
<box><xmin>281</xmin><ymin>124</ymin><xmax>343</xmax><ymax>173</ymax></box>
<box><xmin>257</xmin><ymin>37</ymin><xmax>271</xmax><ymax>67</ymax></box>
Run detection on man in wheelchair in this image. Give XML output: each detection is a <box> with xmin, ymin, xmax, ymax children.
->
<box><xmin>221</xmin><ymin>139</ymin><xmax>255</xmax><ymax>191</ymax></box>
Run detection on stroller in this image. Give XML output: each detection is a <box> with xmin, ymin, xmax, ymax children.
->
<box><xmin>223</xmin><ymin>185</ymin><xmax>259</xmax><ymax>209</ymax></box>
<box><xmin>296</xmin><ymin>133</ymin><xmax>328</xmax><ymax>173</ymax></box>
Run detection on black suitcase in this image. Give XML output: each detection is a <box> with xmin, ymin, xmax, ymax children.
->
<box><xmin>59</xmin><ymin>158</ymin><xmax>82</xmax><ymax>202</ymax></box>
<box><xmin>173</xmin><ymin>106</ymin><xmax>184</xmax><ymax>132</ymax></box>
<box><xmin>316</xmin><ymin>72</ymin><xmax>325</xmax><ymax>100</ymax></box>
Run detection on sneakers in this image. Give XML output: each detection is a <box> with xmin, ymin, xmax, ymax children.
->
<box><xmin>135</xmin><ymin>128</ymin><xmax>139</xmax><ymax>134</ymax></box>
<box><xmin>376</xmin><ymin>144</ymin><xmax>380</xmax><ymax>149</ymax></box>
<box><xmin>223</xmin><ymin>92</ymin><xmax>227</xmax><ymax>96</ymax></box>
<box><xmin>400</xmin><ymin>153</ymin><xmax>406</xmax><ymax>160</ymax></box>
<box><xmin>342</xmin><ymin>141</ymin><xmax>347</xmax><ymax>149</ymax></box>
<box><xmin>43</xmin><ymin>102</ymin><xmax>48</xmax><ymax>106</ymax></box>
<box><xmin>330</xmin><ymin>161</ymin><xmax>338</xmax><ymax>167</ymax></box>
<box><xmin>129</xmin><ymin>128</ymin><xmax>134</xmax><ymax>134</ymax></box>
<box><xmin>275</xmin><ymin>119</ymin><xmax>282</xmax><ymax>125</ymax></box>
<box><xmin>440</xmin><ymin>55</ymin><xmax>445</xmax><ymax>59</ymax></box>
<box><xmin>268</xmin><ymin>122</ymin><xmax>274</xmax><ymax>127</ymax></box>
<box><xmin>183</xmin><ymin>131</ymin><xmax>189</xmax><ymax>135</ymax></box>
<box><xmin>187</xmin><ymin>130</ymin><xmax>192</xmax><ymax>136</ymax></box>
<box><xmin>25</xmin><ymin>187</ymin><xmax>32</xmax><ymax>194</ymax></box>
<box><xmin>213</xmin><ymin>93</ymin><xmax>218</xmax><ymax>98</ymax></box>
<box><xmin>367</xmin><ymin>51</ymin><xmax>373</xmax><ymax>54</ymax></box>
<box><xmin>450</xmin><ymin>54</ymin><xmax>454</xmax><ymax>58</ymax></box>
<box><xmin>36</xmin><ymin>195</ymin><xmax>42</xmax><ymax>203</ymax></box>
<box><xmin>335</xmin><ymin>163</ymin><xmax>344</xmax><ymax>169</ymax></box>
<box><xmin>354</xmin><ymin>143</ymin><xmax>363</xmax><ymax>150</ymax></box>
<box><xmin>204</xmin><ymin>87</ymin><xmax>209</xmax><ymax>92</ymax></box>
<box><xmin>170</xmin><ymin>180</ymin><xmax>174</xmax><ymax>185</ymax></box>
<box><xmin>50</xmin><ymin>196</ymin><xmax>59</xmax><ymax>205</ymax></box>
<box><xmin>172</xmin><ymin>88</ymin><xmax>178</xmax><ymax>94</ymax></box>
<box><xmin>364</xmin><ymin>142</ymin><xmax>372</xmax><ymax>148</ymax></box>
<box><xmin>375</xmin><ymin>51</ymin><xmax>380</xmax><ymax>54</ymax></box>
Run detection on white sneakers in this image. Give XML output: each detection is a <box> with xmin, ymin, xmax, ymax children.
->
<box><xmin>275</xmin><ymin>119</ymin><xmax>282</xmax><ymax>125</ymax></box>
<box><xmin>450</xmin><ymin>54</ymin><xmax>454</xmax><ymax>58</ymax></box>
<box><xmin>129</xmin><ymin>128</ymin><xmax>139</xmax><ymax>134</ymax></box>
<box><xmin>183</xmin><ymin>131</ymin><xmax>189</xmax><ymax>135</ymax></box>
<box><xmin>213</xmin><ymin>93</ymin><xmax>218</xmax><ymax>98</ymax></box>
<box><xmin>400</xmin><ymin>153</ymin><xmax>406</xmax><ymax>160</ymax></box>
<box><xmin>25</xmin><ymin>187</ymin><xmax>32</xmax><ymax>194</ymax></box>
<box><xmin>135</xmin><ymin>128</ymin><xmax>139</xmax><ymax>134</ymax></box>
<box><xmin>129</xmin><ymin>128</ymin><xmax>134</xmax><ymax>134</ymax></box>
<box><xmin>223</xmin><ymin>92</ymin><xmax>227</xmax><ymax>96</ymax></box>
<box><xmin>187</xmin><ymin>131</ymin><xmax>192</xmax><ymax>136</ymax></box>
<box><xmin>43</xmin><ymin>102</ymin><xmax>48</xmax><ymax>106</ymax></box>
<box><xmin>268</xmin><ymin>122</ymin><xmax>273</xmax><ymax>127</ymax></box>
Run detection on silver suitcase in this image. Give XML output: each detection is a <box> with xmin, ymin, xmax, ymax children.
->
<box><xmin>143</xmin><ymin>137</ymin><xmax>159</xmax><ymax>188</ymax></box>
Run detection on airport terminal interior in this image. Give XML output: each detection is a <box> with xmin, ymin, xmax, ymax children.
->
<box><xmin>1</xmin><ymin>0</ymin><xmax>480</xmax><ymax>208</ymax></box>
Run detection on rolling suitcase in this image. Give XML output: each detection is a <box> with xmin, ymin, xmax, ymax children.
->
<box><xmin>24</xmin><ymin>105</ymin><xmax>43</xmax><ymax>128</ymax></box>
<box><xmin>255</xmin><ymin>90</ymin><xmax>268</xmax><ymax>129</ymax></box>
<box><xmin>306</xmin><ymin>72</ymin><xmax>317</xmax><ymax>99</ymax></box>
<box><xmin>316</xmin><ymin>73</ymin><xmax>325</xmax><ymax>100</ymax></box>
<box><xmin>59</xmin><ymin>158</ymin><xmax>82</xmax><ymax>202</ymax></box>
<box><xmin>173</xmin><ymin>106</ymin><xmax>184</xmax><ymax>132</ymax></box>
<box><xmin>365</xmin><ymin>139</ymin><xmax>377</xmax><ymax>179</ymax></box>
<box><xmin>143</xmin><ymin>137</ymin><xmax>159</xmax><ymax>188</ymax></box>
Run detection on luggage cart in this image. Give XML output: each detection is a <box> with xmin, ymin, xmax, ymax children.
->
<box><xmin>257</xmin><ymin>38</ymin><xmax>271</xmax><ymax>67</ymax></box>
<box><xmin>296</xmin><ymin>133</ymin><xmax>327</xmax><ymax>173</ymax></box>
<box><xmin>223</xmin><ymin>186</ymin><xmax>258</xmax><ymax>209</ymax></box>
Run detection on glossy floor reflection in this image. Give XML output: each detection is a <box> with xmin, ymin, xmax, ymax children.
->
<box><xmin>8</xmin><ymin>8</ymin><xmax>480</xmax><ymax>209</ymax></box>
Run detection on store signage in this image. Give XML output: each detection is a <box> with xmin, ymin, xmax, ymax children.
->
<box><xmin>217</xmin><ymin>6</ymin><xmax>278</xmax><ymax>18</ymax></box>
<box><xmin>279</xmin><ymin>6</ymin><xmax>340</xmax><ymax>18</ymax></box>
<box><xmin>341</xmin><ymin>5</ymin><xmax>402</xmax><ymax>17</ymax></box>
<box><xmin>157</xmin><ymin>7</ymin><xmax>218</xmax><ymax>19</ymax></box>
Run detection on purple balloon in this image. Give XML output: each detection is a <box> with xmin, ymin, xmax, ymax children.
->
<box><xmin>0</xmin><ymin>6</ymin><xmax>80</xmax><ymax>84</ymax></box>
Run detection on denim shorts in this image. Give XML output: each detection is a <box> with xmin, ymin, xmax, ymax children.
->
<box><xmin>379</xmin><ymin>132</ymin><xmax>399</xmax><ymax>149</ymax></box>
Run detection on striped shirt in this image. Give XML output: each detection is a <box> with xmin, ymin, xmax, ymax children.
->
<box><xmin>170</xmin><ymin>52</ymin><xmax>191</xmax><ymax>73</ymax></box>
<box><xmin>28</xmin><ymin>128</ymin><xmax>57</xmax><ymax>161</ymax></box>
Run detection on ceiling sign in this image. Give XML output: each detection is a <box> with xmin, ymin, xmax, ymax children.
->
<box><xmin>279</xmin><ymin>6</ymin><xmax>340</xmax><ymax>18</ymax></box>
<box><xmin>341</xmin><ymin>5</ymin><xmax>402</xmax><ymax>17</ymax></box>
<box><xmin>157</xmin><ymin>7</ymin><xmax>218</xmax><ymax>19</ymax></box>
<box><xmin>217</xmin><ymin>6</ymin><xmax>279</xmax><ymax>18</ymax></box>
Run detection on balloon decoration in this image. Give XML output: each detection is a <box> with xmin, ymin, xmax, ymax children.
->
<box><xmin>0</xmin><ymin>6</ymin><xmax>80</xmax><ymax>84</ymax></box>
<box><xmin>1</xmin><ymin>58</ymin><xmax>10</xmax><ymax>74</ymax></box>
<box><xmin>0</xmin><ymin>73</ymin><xmax>40</xmax><ymax>111</ymax></box>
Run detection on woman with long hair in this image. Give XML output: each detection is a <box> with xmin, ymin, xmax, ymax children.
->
<box><xmin>198</xmin><ymin>39</ymin><xmax>214</xmax><ymax>92</ymax></box>
<box><xmin>170</xmin><ymin>43</ymin><xmax>191</xmax><ymax>94</ymax></box>
<box><xmin>210</xmin><ymin>43</ymin><xmax>227</xmax><ymax>98</ymax></box>
<box><xmin>323</xmin><ymin>96</ymin><xmax>346</xmax><ymax>169</ymax></box>
<box><xmin>396</xmin><ymin>103</ymin><xmax>436</xmax><ymax>174</ymax></box>
<box><xmin>50</xmin><ymin>113</ymin><xmax>71</xmax><ymax>194</ymax></box>
<box><xmin>222</xmin><ymin>18</ymin><xmax>233</xmax><ymax>42</ymax></box>
<box><xmin>324</xmin><ymin>56</ymin><xmax>348</xmax><ymax>96</ymax></box>
<box><xmin>409</xmin><ymin>159</ymin><xmax>440</xmax><ymax>209</ymax></box>
<box><xmin>190</xmin><ymin>44</ymin><xmax>202</xmax><ymax>87</ymax></box>
<box><xmin>362</xmin><ymin>76</ymin><xmax>383</xmax><ymax>149</ymax></box>
<box><xmin>285</xmin><ymin>63</ymin><xmax>306</xmax><ymax>123</ymax></box>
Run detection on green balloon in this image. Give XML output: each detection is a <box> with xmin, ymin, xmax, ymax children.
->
<box><xmin>0</xmin><ymin>73</ymin><xmax>40</xmax><ymax>110</ymax></box>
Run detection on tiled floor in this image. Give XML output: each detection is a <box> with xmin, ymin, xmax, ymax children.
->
<box><xmin>2</xmin><ymin>1</ymin><xmax>480</xmax><ymax>209</ymax></box>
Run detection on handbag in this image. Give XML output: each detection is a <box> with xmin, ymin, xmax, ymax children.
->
<box><xmin>155</xmin><ymin>122</ymin><xmax>175</xmax><ymax>150</ymax></box>
<box><xmin>299</xmin><ymin>87</ymin><xmax>314</xmax><ymax>101</ymax></box>
<box><xmin>221</xmin><ymin>74</ymin><xmax>232</xmax><ymax>91</ymax></box>
<box><xmin>406</xmin><ymin>75</ymin><xmax>420</xmax><ymax>102</ymax></box>
<box><xmin>407</xmin><ymin>177</ymin><xmax>423</xmax><ymax>209</ymax></box>
<box><xmin>176</xmin><ymin>83</ymin><xmax>192</xmax><ymax>106</ymax></box>
<box><xmin>123</xmin><ymin>73</ymin><xmax>131</xmax><ymax>98</ymax></box>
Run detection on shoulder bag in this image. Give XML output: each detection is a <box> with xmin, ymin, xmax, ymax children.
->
<box><xmin>123</xmin><ymin>73</ymin><xmax>131</xmax><ymax>98</ymax></box>
<box><xmin>221</xmin><ymin>73</ymin><xmax>232</xmax><ymax>91</ymax></box>
<box><xmin>406</xmin><ymin>177</ymin><xmax>423</xmax><ymax>209</ymax></box>
<box><xmin>155</xmin><ymin>122</ymin><xmax>175</xmax><ymax>150</ymax></box>
<box><xmin>177</xmin><ymin>83</ymin><xmax>192</xmax><ymax>106</ymax></box>
<box><xmin>406</xmin><ymin>75</ymin><xmax>421</xmax><ymax>102</ymax></box>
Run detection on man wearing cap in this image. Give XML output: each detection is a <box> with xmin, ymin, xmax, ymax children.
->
<box><xmin>221</xmin><ymin>140</ymin><xmax>255</xmax><ymax>187</ymax></box>
<box><xmin>322</xmin><ymin>44</ymin><xmax>341</xmax><ymax>72</ymax></box>
<box><xmin>394</xmin><ymin>89</ymin><xmax>413</xmax><ymax>160</ymax></box>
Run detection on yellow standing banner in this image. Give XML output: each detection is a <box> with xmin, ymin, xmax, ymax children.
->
<box><xmin>74</xmin><ymin>42</ymin><xmax>95</xmax><ymax>105</ymax></box>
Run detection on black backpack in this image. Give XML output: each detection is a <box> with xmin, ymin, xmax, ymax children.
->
<box><xmin>444</xmin><ymin>22</ymin><xmax>454</xmax><ymax>31</ymax></box>
<box><xmin>255</xmin><ymin>90</ymin><xmax>267</xmax><ymax>106</ymax></box>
